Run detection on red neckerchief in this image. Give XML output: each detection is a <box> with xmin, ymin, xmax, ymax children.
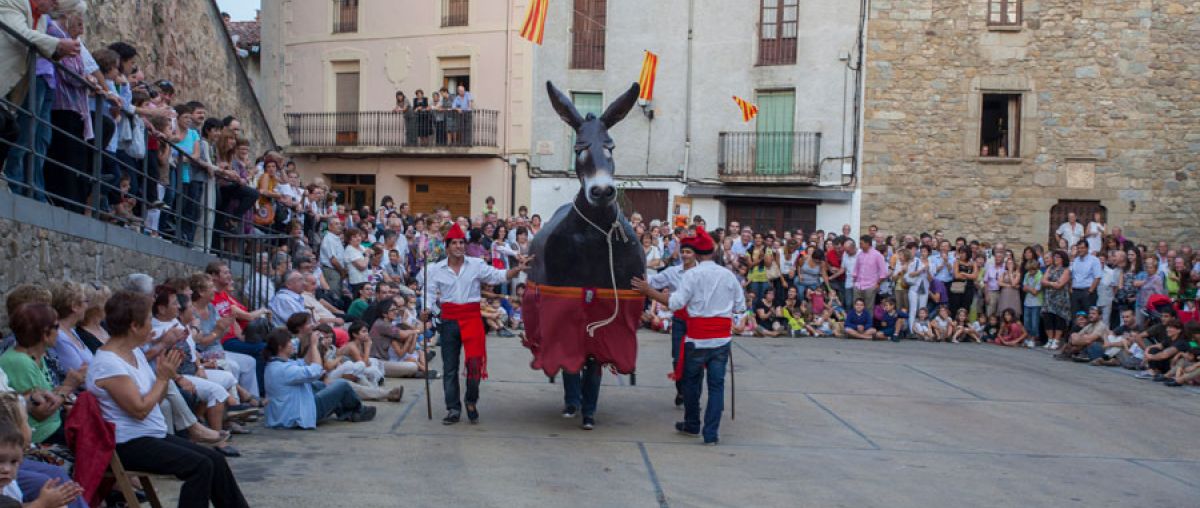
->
<box><xmin>29</xmin><ymin>0</ymin><xmax>42</xmax><ymax>27</ymax></box>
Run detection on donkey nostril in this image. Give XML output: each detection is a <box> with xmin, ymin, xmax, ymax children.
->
<box><xmin>590</xmin><ymin>186</ymin><xmax>615</xmax><ymax>200</ymax></box>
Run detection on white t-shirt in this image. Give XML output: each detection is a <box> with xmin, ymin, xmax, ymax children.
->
<box><xmin>1086</xmin><ymin>222</ymin><xmax>1104</xmax><ymax>254</ymax></box>
<box><xmin>86</xmin><ymin>349</ymin><xmax>168</xmax><ymax>444</ymax></box>
<box><xmin>344</xmin><ymin>246</ymin><xmax>368</xmax><ymax>284</ymax></box>
<box><xmin>644</xmin><ymin>245</ymin><xmax>662</xmax><ymax>278</ymax></box>
<box><xmin>2</xmin><ymin>480</ymin><xmax>21</xmax><ymax>502</ymax></box>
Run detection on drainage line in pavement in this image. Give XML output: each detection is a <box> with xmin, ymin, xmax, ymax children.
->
<box><xmin>391</xmin><ymin>392</ymin><xmax>424</xmax><ymax>433</ymax></box>
<box><xmin>1126</xmin><ymin>459</ymin><xmax>1200</xmax><ymax>490</ymax></box>
<box><xmin>637</xmin><ymin>442</ymin><xmax>670</xmax><ymax>508</ymax></box>
<box><xmin>904</xmin><ymin>364</ymin><xmax>987</xmax><ymax>400</ymax></box>
<box><xmin>804</xmin><ymin>394</ymin><xmax>880</xmax><ymax>450</ymax></box>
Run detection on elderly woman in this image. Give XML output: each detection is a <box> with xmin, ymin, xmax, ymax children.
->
<box><xmin>49</xmin><ymin>281</ymin><xmax>93</xmax><ymax>375</ymax></box>
<box><xmin>263</xmin><ymin>328</ymin><xmax>376</xmax><ymax>428</ymax></box>
<box><xmin>87</xmin><ymin>290</ymin><xmax>249</xmax><ymax>508</ymax></box>
<box><xmin>188</xmin><ymin>274</ymin><xmax>261</xmax><ymax>405</ymax></box>
<box><xmin>0</xmin><ymin>303</ymin><xmax>87</xmax><ymax>446</ymax></box>
<box><xmin>76</xmin><ymin>282</ymin><xmax>112</xmax><ymax>352</ymax></box>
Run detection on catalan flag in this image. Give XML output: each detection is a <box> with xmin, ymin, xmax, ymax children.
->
<box><xmin>732</xmin><ymin>96</ymin><xmax>758</xmax><ymax>122</ymax></box>
<box><xmin>638</xmin><ymin>50</ymin><xmax>658</xmax><ymax>102</ymax></box>
<box><xmin>519</xmin><ymin>0</ymin><xmax>549</xmax><ymax>45</ymax></box>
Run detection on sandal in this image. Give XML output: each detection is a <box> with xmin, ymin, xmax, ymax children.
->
<box><xmin>191</xmin><ymin>429</ymin><xmax>231</xmax><ymax>445</ymax></box>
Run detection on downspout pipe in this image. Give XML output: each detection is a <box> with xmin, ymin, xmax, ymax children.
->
<box><xmin>682</xmin><ymin>0</ymin><xmax>695</xmax><ymax>183</ymax></box>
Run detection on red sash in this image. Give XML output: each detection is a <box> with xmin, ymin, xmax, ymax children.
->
<box><xmin>441</xmin><ymin>302</ymin><xmax>488</xmax><ymax>380</ymax></box>
<box><xmin>673</xmin><ymin>309</ymin><xmax>689</xmax><ymax>320</ymax></box>
<box><xmin>670</xmin><ymin>316</ymin><xmax>733</xmax><ymax>381</ymax></box>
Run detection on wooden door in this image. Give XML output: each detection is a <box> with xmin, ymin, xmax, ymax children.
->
<box><xmin>726</xmin><ymin>200</ymin><xmax>815</xmax><ymax>236</ymax></box>
<box><xmin>410</xmin><ymin>177</ymin><xmax>471</xmax><ymax>218</ymax></box>
<box><xmin>1048</xmin><ymin>200</ymin><xmax>1105</xmax><ymax>249</ymax></box>
<box><xmin>619</xmin><ymin>189</ymin><xmax>668</xmax><ymax>223</ymax></box>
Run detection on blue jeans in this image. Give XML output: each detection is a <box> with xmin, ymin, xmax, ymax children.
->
<box><xmin>221</xmin><ymin>338</ymin><xmax>266</xmax><ymax>397</ymax></box>
<box><xmin>5</xmin><ymin>76</ymin><xmax>53</xmax><ymax>201</ymax></box>
<box><xmin>1023</xmin><ymin>306</ymin><xmax>1041</xmax><ymax>342</ymax></box>
<box><xmin>18</xmin><ymin>458</ymin><xmax>87</xmax><ymax>508</ymax></box>
<box><xmin>561</xmin><ymin>358</ymin><xmax>601</xmax><ymax>417</ymax></box>
<box><xmin>313</xmin><ymin>379</ymin><xmax>363</xmax><ymax>421</ymax></box>
<box><xmin>681</xmin><ymin>342</ymin><xmax>730</xmax><ymax>443</ymax></box>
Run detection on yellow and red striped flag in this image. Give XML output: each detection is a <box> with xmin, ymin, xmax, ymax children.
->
<box><xmin>637</xmin><ymin>50</ymin><xmax>658</xmax><ymax>102</ymax></box>
<box><xmin>519</xmin><ymin>0</ymin><xmax>549</xmax><ymax>45</ymax></box>
<box><xmin>732</xmin><ymin>96</ymin><xmax>758</xmax><ymax>122</ymax></box>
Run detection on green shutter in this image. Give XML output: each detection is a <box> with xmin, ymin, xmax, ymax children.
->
<box><xmin>569</xmin><ymin>92</ymin><xmax>604</xmax><ymax>171</ymax></box>
<box><xmin>755</xmin><ymin>90</ymin><xmax>795</xmax><ymax>175</ymax></box>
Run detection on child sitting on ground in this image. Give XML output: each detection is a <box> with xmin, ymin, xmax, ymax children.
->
<box><xmin>874</xmin><ymin>298</ymin><xmax>908</xmax><ymax>342</ymax></box>
<box><xmin>482</xmin><ymin>298</ymin><xmax>514</xmax><ymax>337</ymax></box>
<box><xmin>931</xmin><ymin>305</ymin><xmax>954</xmax><ymax>342</ymax></box>
<box><xmin>984</xmin><ymin>314</ymin><xmax>1001</xmax><ymax>342</ymax></box>
<box><xmin>844</xmin><ymin>298</ymin><xmax>876</xmax><ymax>340</ymax></box>
<box><xmin>968</xmin><ymin>313</ymin><xmax>987</xmax><ymax>343</ymax></box>
<box><xmin>912</xmin><ymin>307</ymin><xmax>935</xmax><ymax>341</ymax></box>
<box><xmin>953</xmin><ymin>308</ymin><xmax>980</xmax><ymax>343</ymax></box>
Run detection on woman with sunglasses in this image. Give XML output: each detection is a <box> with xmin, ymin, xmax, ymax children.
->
<box><xmin>0</xmin><ymin>303</ymin><xmax>86</xmax><ymax>446</ymax></box>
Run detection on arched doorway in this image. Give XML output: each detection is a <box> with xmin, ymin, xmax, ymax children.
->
<box><xmin>1048</xmin><ymin>200</ymin><xmax>1106</xmax><ymax>249</ymax></box>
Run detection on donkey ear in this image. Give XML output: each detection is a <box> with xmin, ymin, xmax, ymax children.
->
<box><xmin>546</xmin><ymin>81</ymin><xmax>584</xmax><ymax>130</ymax></box>
<box><xmin>600</xmin><ymin>82</ymin><xmax>641</xmax><ymax>129</ymax></box>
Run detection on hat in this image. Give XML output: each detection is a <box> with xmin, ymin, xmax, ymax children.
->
<box><xmin>445</xmin><ymin>223</ymin><xmax>466</xmax><ymax>241</ymax></box>
<box><xmin>682</xmin><ymin>227</ymin><xmax>715</xmax><ymax>255</ymax></box>
<box><xmin>1074</xmin><ymin>310</ymin><xmax>1087</xmax><ymax>317</ymax></box>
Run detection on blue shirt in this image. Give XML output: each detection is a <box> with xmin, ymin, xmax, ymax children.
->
<box><xmin>174</xmin><ymin>128</ymin><xmax>200</xmax><ymax>183</ymax></box>
<box><xmin>929</xmin><ymin>251</ymin><xmax>956</xmax><ymax>282</ymax></box>
<box><xmin>846</xmin><ymin>309</ymin><xmax>873</xmax><ymax>331</ymax></box>
<box><xmin>878</xmin><ymin>310</ymin><xmax>908</xmax><ymax>334</ymax></box>
<box><xmin>1070</xmin><ymin>254</ymin><xmax>1103</xmax><ymax>290</ymax></box>
<box><xmin>268</xmin><ymin>289</ymin><xmax>306</xmax><ymax>327</ymax></box>
<box><xmin>263</xmin><ymin>359</ymin><xmax>325</xmax><ymax>429</ymax></box>
<box><xmin>451</xmin><ymin>92</ymin><xmax>473</xmax><ymax>110</ymax></box>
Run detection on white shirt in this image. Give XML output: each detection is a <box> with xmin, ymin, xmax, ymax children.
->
<box><xmin>344</xmin><ymin>246</ymin><xmax>368</xmax><ymax>284</ymax></box>
<box><xmin>86</xmin><ymin>349</ymin><xmax>168</xmax><ymax>444</ymax></box>
<box><xmin>3</xmin><ymin>480</ymin><xmax>21</xmax><ymax>502</ymax></box>
<box><xmin>644</xmin><ymin>245</ymin><xmax>663</xmax><ymax>278</ymax></box>
<box><xmin>319</xmin><ymin>232</ymin><xmax>345</xmax><ymax>270</ymax></box>
<box><xmin>668</xmin><ymin>261</ymin><xmax>747</xmax><ymax>349</ymax></box>
<box><xmin>245</xmin><ymin>272</ymin><xmax>276</xmax><ymax>304</ymax></box>
<box><xmin>1086</xmin><ymin>222</ymin><xmax>1105</xmax><ymax>254</ymax></box>
<box><xmin>1098</xmin><ymin>265</ymin><xmax>1120</xmax><ymax>305</ymax></box>
<box><xmin>648</xmin><ymin>264</ymin><xmax>688</xmax><ymax>291</ymax></box>
<box><xmin>842</xmin><ymin>252</ymin><xmax>860</xmax><ymax>289</ymax></box>
<box><xmin>1057</xmin><ymin>222</ymin><xmax>1084</xmax><ymax>249</ymax></box>
<box><xmin>419</xmin><ymin>256</ymin><xmax>508</xmax><ymax>312</ymax></box>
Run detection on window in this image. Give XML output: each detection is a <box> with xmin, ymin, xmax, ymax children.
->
<box><xmin>571</xmin><ymin>0</ymin><xmax>607</xmax><ymax>70</ymax></box>
<box><xmin>988</xmin><ymin>0</ymin><xmax>1021</xmax><ymax>26</ymax></box>
<box><xmin>328</xmin><ymin>174</ymin><xmax>376</xmax><ymax>212</ymax></box>
<box><xmin>980</xmin><ymin>93</ymin><xmax>1020</xmax><ymax>158</ymax></box>
<box><xmin>442</xmin><ymin>0</ymin><xmax>468</xmax><ymax>27</ymax></box>
<box><xmin>334</xmin><ymin>68</ymin><xmax>360</xmax><ymax>145</ymax></box>
<box><xmin>568</xmin><ymin>92</ymin><xmax>603</xmax><ymax>171</ymax></box>
<box><xmin>758</xmin><ymin>0</ymin><xmax>798</xmax><ymax>66</ymax></box>
<box><xmin>333</xmin><ymin>0</ymin><xmax>358</xmax><ymax>33</ymax></box>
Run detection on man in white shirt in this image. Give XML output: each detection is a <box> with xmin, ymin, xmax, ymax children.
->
<box><xmin>420</xmin><ymin>223</ymin><xmax>530</xmax><ymax>425</ymax></box>
<box><xmin>319</xmin><ymin>218</ymin><xmax>347</xmax><ymax>292</ymax></box>
<box><xmin>635</xmin><ymin>227</ymin><xmax>745</xmax><ymax>445</ymax></box>
<box><xmin>836</xmin><ymin>240</ymin><xmax>859</xmax><ymax>310</ymax></box>
<box><xmin>646</xmin><ymin>240</ymin><xmax>698</xmax><ymax>408</ymax></box>
<box><xmin>1056</xmin><ymin>212</ymin><xmax>1084</xmax><ymax>250</ymax></box>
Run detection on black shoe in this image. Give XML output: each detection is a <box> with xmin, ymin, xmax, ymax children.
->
<box><xmin>424</xmin><ymin>369</ymin><xmax>440</xmax><ymax>379</ymax></box>
<box><xmin>703</xmin><ymin>439</ymin><xmax>719</xmax><ymax>446</ymax></box>
<box><xmin>562</xmin><ymin>405</ymin><xmax>578</xmax><ymax>418</ymax></box>
<box><xmin>466</xmin><ymin>404</ymin><xmax>479</xmax><ymax>424</ymax></box>
<box><xmin>1153</xmin><ymin>374</ymin><xmax>1167</xmax><ymax>383</ymax></box>
<box><xmin>350</xmin><ymin>406</ymin><xmax>377</xmax><ymax>422</ymax></box>
<box><xmin>581</xmin><ymin>416</ymin><xmax>595</xmax><ymax>430</ymax></box>
<box><xmin>675</xmin><ymin>421</ymin><xmax>700</xmax><ymax>437</ymax></box>
<box><xmin>442</xmin><ymin>411</ymin><xmax>461</xmax><ymax>425</ymax></box>
<box><xmin>1165</xmin><ymin>380</ymin><xmax>1182</xmax><ymax>387</ymax></box>
<box><xmin>426</xmin><ymin>350</ymin><xmax>436</xmax><ymax>363</ymax></box>
<box><xmin>674</xmin><ymin>394</ymin><xmax>683</xmax><ymax>408</ymax></box>
<box><xmin>213</xmin><ymin>444</ymin><xmax>241</xmax><ymax>457</ymax></box>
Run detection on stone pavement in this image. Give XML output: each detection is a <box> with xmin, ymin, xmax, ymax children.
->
<box><xmin>154</xmin><ymin>332</ymin><xmax>1200</xmax><ymax>507</ymax></box>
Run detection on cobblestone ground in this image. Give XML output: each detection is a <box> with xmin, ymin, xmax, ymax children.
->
<box><xmin>153</xmin><ymin>331</ymin><xmax>1200</xmax><ymax>507</ymax></box>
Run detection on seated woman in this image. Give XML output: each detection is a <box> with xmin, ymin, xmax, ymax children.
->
<box><xmin>368</xmin><ymin>299</ymin><xmax>431</xmax><ymax>378</ymax></box>
<box><xmin>87</xmin><ymin>290</ymin><xmax>249</xmax><ymax>508</ymax></box>
<box><xmin>189</xmin><ymin>274</ymin><xmax>261</xmax><ymax>406</ymax></box>
<box><xmin>49</xmin><ymin>281</ymin><xmax>94</xmax><ymax>375</ymax></box>
<box><xmin>0</xmin><ymin>303</ymin><xmax>86</xmax><ymax>446</ymax></box>
<box><xmin>150</xmin><ymin>286</ymin><xmax>239</xmax><ymax>456</ymax></box>
<box><xmin>263</xmin><ymin>329</ymin><xmax>376</xmax><ymax>428</ymax></box>
<box><xmin>0</xmin><ymin>392</ymin><xmax>85</xmax><ymax>508</ymax></box>
<box><xmin>329</xmin><ymin>322</ymin><xmax>402</xmax><ymax>402</ymax></box>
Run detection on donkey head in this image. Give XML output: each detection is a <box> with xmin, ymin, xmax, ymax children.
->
<box><xmin>546</xmin><ymin>81</ymin><xmax>640</xmax><ymax>207</ymax></box>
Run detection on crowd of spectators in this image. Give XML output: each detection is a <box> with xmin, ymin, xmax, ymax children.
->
<box><xmin>390</xmin><ymin>84</ymin><xmax>476</xmax><ymax>147</ymax></box>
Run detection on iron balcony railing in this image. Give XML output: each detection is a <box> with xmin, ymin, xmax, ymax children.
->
<box><xmin>718</xmin><ymin>131</ymin><xmax>821</xmax><ymax>183</ymax></box>
<box><xmin>0</xmin><ymin>20</ymin><xmax>287</xmax><ymax>304</ymax></box>
<box><xmin>284</xmin><ymin>110</ymin><xmax>499</xmax><ymax>149</ymax></box>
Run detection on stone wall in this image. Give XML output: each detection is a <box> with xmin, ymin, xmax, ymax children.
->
<box><xmin>860</xmin><ymin>0</ymin><xmax>1199</xmax><ymax>247</ymax></box>
<box><xmin>85</xmin><ymin>0</ymin><xmax>276</xmax><ymax>153</ymax></box>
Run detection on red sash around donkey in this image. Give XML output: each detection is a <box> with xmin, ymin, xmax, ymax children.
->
<box><xmin>522</xmin><ymin>81</ymin><xmax>646</xmax><ymax>376</ymax></box>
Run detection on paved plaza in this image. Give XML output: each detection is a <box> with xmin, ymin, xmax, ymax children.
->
<box><xmin>157</xmin><ymin>331</ymin><xmax>1200</xmax><ymax>507</ymax></box>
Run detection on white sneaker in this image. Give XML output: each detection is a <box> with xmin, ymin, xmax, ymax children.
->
<box><xmin>1049</xmin><ymin>339</ymin><xmax>1060</xmax><ymax>350</ymax></box>
<box><xmin>1024</xmin><ymin>339</ymin><xmax>1034</xmax><ymax>348</ymax></box>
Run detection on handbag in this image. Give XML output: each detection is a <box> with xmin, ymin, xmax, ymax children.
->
<box><xmin>950</xmin><ymin>281</ymin><xmax>967</xmax><ymax>294</ymax></box>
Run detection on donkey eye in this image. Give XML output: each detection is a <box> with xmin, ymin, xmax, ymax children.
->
<box><xmin>603</xmin><ymin>147</ymin><xmax>613</xmax><ymax>159</ymax></box>
<box><xmin>577</xmin><ymin>150</ymin><xmax>589</xmax><ymax>164</ymax></box>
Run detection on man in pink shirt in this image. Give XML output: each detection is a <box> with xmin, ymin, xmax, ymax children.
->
<box><xmin>852</xmin><ymin>235</ymin><xmax>889</xmax><ymax>312</ymax></box>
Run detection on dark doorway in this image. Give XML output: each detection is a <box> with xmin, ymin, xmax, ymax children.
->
<box><xmin>620</xmin><ymin>189</ymin><xmax>668</xmax><ymax>224</ymax></box>
<box><xmin>1048</xmin><ymin>200</ymin><xmax>1105</xmax><ymax>249</ymax></box>
<box><xmin>725</xmin><ymin>200</ymin><xmax>816</xmax><ymax>236</ymax></box>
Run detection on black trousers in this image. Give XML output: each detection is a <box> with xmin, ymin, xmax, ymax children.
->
<box><xmin>116</xmin><ymin>434</ymin><xmax>249</xmax><ymax>508</ymax></box>
<box><xmin>1070</xmin><ymin>289</ymin><xmax>1096</xmax><ymax>316</ymax></box>
<box><xmin>45</xmin><ymin>110</ymin><xmax>88</xmax><ymax>212</ymax></box>
<box><xmin>439</xmin><ymin>320</ymin><xmax>479</xmax><ymax>412</ymax></box>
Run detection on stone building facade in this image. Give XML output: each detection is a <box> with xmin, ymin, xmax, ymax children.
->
<box><xmin>860</xmin><ymin>0</ymin><xmax>1199</xmax><ymax>247</ymax></box>
<box><xmin>86</xmin><ymin>0</ymin><xmax>276</xmax><ymax>152</ymax></box>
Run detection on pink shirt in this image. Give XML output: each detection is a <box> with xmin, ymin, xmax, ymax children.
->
<box><xmin>852</xmin><ymin>248</ymin><xmax>889</xmax><ymax>291</ymax></box>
